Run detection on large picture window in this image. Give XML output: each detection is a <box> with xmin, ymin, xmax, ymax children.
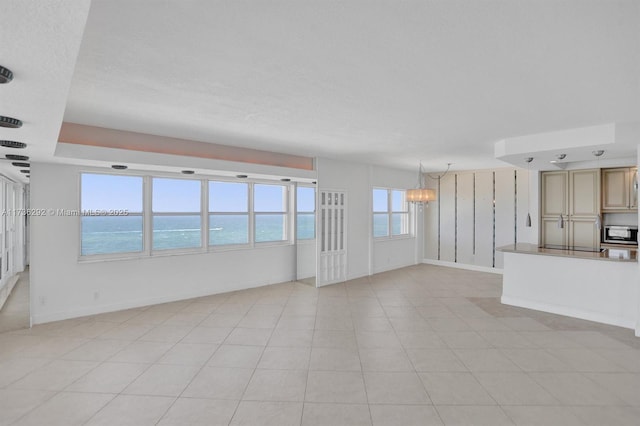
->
<box><xmin>297</xmin><ymin>186</ymin><xmax>315</xmax><ymax>240</ymax></box>
<box><xmin>81</xmin><ymin>173</ymin><xmax>144</xmax><ymax>255</ymax></box>
<box><xmin>152</xmin><ymin>178</ymin><xmax>202</xmax><ymax>250</ymax></box>
<box><xmin>373</xmin><ymin>188</ymin><xmax>410</xmax><ymax>238</ymax></box>
<box><xmin>254</xmin><ymin>184</ymin><xmax>288</xmax><ymax>243</ymax></box>
<box><xmin>80</xmin><ymin>172</ymin><xmax>296</xmax><ymax>257</ymax></box>
<box><xmin>209</xmin><ymin>181</ymin><xmax>249</xmax><ymax>246</ymax></box>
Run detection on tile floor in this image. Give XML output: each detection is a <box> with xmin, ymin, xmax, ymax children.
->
<box><xmin>0</xmin><ymin>264</ymin><xmax>639</xmax><ymax>425</ymax></box>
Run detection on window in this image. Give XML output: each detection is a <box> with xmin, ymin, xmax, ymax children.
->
<box><xmin>152</xmin><ymin>178</ymin><xmax>201</xmax><ymax>250</ymax></box>
<box><xmin>373</xmin><ymin>189</ymin><xmax>390</xmax><ymax>237</ymax></box>
<box><xmin>372</xmin><ymin>188</ymin><xmax>410</xmax><ymax>238</ymax></box>
<box><xmin>80</xmin><ymin>172</ymin><xmax>296</xmax><ymax>257</ymax></box>
<box><xmin>254</xmin><ymin>184</ymin><xmax>288</xmax><ymax>243</ymax></box>
<box><xmin>209</xmin><ymin>181</ymin><xmax>249</xmax><ymax>246</ymax></box>
<box><xmin>391</xmin><ymin>190</ymin><xmax>409</xmax><ymax>235</ymax></box>
<box><xmin>297</xmin><ymin>186</ymin><xmax>315</xmax><ymax>240</ymax></box>
<box><xmin>81</xmin><ymin>173</ymin><xmax>144</xmax><ymax>255</ymax></box>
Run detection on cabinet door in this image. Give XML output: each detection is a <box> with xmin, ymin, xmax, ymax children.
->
<box><xmin>569</xmin><ymin>217</ymin><xmax>599</xmax><ymax>249</ymax></box>
<box><xmin>602</xmin><ymin>168</ymin><xmax>629</xmax><ymax>210</ymax></box>
<box><xmin>570</xmin><ymin>169</ymin><xmax>599</xmax><ymax>216</ymax></box>
<box><xmin>541</xmin><ymin>217</ymin><xmax>567</xmax><ymax>246</ymax></box>
<box><xmin>541</xmin><ymin>171</ymin><xmax>568</xmax><ymax>216</ymax></box>
<box><xmin>630</xmin><ymin>168</ymin><xmax>638</xmax><ymax>209</ymax></box>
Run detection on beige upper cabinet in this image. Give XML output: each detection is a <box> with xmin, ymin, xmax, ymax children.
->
<box><xmin>630</xmin><ymin>168</ymin><xmax>638</xmax><ymax>209</ymax></box>
<box><xmin>541</xmin><ymin>171</ymin><xmax>568</xmax><ymax>216</ymax></box>
<box><xmin>540</xmin><ymin>169</ymin><xmax>600</xmax><ymax>248</ymax></box>
<box><xmin>602</xmin><ymin>167</ymin><xmax>637</xmax><ymax>211</ymax></box>
<box><xmin>570</xmin><ymin>169</ymin><xmax>600</xmax><ymax>216</ymax></box>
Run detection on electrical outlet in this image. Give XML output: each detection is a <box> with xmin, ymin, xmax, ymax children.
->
<box><xmin>93</xmin><ymin>291</ymin><xmax>99</xmax><ymax>300</ymax></box>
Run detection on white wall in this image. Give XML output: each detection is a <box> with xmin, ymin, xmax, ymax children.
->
<box><xmin>296</xmin><ymin>240</ymin><xmax>315</xmax><ymax>280</ymax></box>
<box><xmin>30</xmin><ymin>159</ymin><xmax>419</xmax><ymax>323</ymax></box>
<box><xmin>371</xmin><ymin>165</ymin><xmax>420</xmax><ymax>274</ymax></box>
<box><xmin>424</xmin><ymin>167</ymin><xmax>536</xmax><ymax>272</ymax></box>
<box><xmin>316</xmin><ymin>158</ymin><xmax>418</xmax><ymax>279</ymax></box>
<box><xmin>29</xmin><ymin>163</ymin><xmax>297</xmax><ymax>324</ymax></box>
<box><xmin>503</xmin><ymin>252</ymin><xmax>638</xmax><ymax>329</ymax></box>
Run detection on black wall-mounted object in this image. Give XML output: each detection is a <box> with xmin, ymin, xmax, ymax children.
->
<box><xmin>0</xmin><ymin>117</ymin><xmax>22</xmax><ymax>129</ymax></box>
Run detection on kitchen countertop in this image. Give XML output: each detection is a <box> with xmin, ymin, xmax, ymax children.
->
<box><xmin>498</xmin><ymin>243</ymin><xmax>638</xmax><ymax>262</ymax></box>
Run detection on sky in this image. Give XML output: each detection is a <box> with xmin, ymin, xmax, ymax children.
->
<box><xmin>81</xmin><ymin>173</ymin><xmax>315</xmax><ymax>213</ymax></box>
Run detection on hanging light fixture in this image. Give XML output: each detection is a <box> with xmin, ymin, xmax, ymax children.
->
<box><xmin>593</xmin><ymin>150</ymin><xmax>604</xmax><ymax>230</ymax></box>
<box><xmin>525</xmin><ymin>157</ymin><xmax>533</xmax><ymax>227</ymax></box>
<box><xmin>406</xmin><ymin>162</ymin><xmax>436</xmax><ymax>204</ymax></box>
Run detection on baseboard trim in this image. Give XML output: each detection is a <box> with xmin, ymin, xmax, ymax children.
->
<box><xmin>501</xmin><ymin>295</ymin><xmax>635</xmax><ymax>330</ymax></box>
<box><xmin>422</xmin><ymin>259</ymin><xmax>503</xmax><ymax>275</ymax></box>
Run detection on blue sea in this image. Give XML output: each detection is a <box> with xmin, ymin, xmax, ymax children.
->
<box><xmin>81</xmin><ymin>215</ymin><xmax>315</xmax><ymax>255</ymax></box>
<box><xmin>373</xmin><ymin>214</ymin><xmax>405</xmax><ymax>237</ymax></box>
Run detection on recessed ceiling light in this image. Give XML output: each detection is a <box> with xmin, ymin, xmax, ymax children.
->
<box><xmin>0</xmin><ymin>140</ymin><xmax>26</xmax><ymax>149</ymax></box>
<box><xmin>236</xmin><ymin>174</ymin><xmax>248</xmax><ymax>178</ymax></box>
<box><xmin>19</xmin><ymin>170</ymin><xmax>29</xmax><ymax>174</ymax></box>
<box><xmin>0</xmin><ymin>65</ymin><xmax>13</xmax><ymax>84</ymax></box>
<box><xmin>11</xmin><ymin>162</ymin><xmax>29</xmax><ymax>167</ymax></box>
<box><xmin>280</xmin><ymin>178</ymin><xmax>291</xmax><ymax>182</ymax></box>
<box><xmin>181</xmin><ymin>170</ymin><xmax>195</xmax><ymax>175</ymax></box>
<box><xmin>592</xmin><ymin>150</ymin><xmax>604</xmax><ymax>157</ymax></box>
<box><xmin>111</xmin><ymin>165</ymin><xmax>128</xmax><ymax>170</ymax></box>
<box><xmin>5</xmin><ymin>154</ymin><xmax>29</xmax><ymax>161</ymax></box>
<box><xmin>556</xmin><ymin>154</ymin><xmax>566</xmax><ymax>160</ymax></box>
<box><xmin>0</xmin><ymin>116</ymin><xmax>22</xmax><ymax>129</ymax></box>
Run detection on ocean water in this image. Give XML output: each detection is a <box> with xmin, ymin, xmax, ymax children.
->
<box><xmin>81</xmin><ymin>214</ymin><xmax>315</xmax><ymax>255</ymax></box>
<box><xmin>373</xmin><ymin>214</ymin><xmax>406</xmax><ymax>237</ymax></box>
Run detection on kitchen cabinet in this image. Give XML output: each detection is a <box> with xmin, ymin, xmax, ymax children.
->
<box><xmin>602</xmin><ymin>167</ymin><xmax>637</xmax><ymax>211</ymax></box>
<box><xmin>540</xmin><ymin>169</ymin><xmax>600</xmax><ymax>248</ymax></box>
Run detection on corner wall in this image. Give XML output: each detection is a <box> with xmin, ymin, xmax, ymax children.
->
<box><xmin>29</xmin><ymin>163</ymin><xmax>297</xmax><ymax>324</ymax></box>
<box><xmin>316</xmin><ymin>158</ymin><xmax>419</xmax><ymax>279</ymax></box>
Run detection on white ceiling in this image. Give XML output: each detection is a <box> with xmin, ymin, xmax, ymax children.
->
<box><xmin>3</xmin><ymin>0</ymin><xmax>640</xmax><ymax>180</ymax></box>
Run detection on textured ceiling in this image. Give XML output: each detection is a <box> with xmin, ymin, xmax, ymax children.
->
<box><xmin>4</xmin><ymin>1</ymin><xmax>640</xmax><ymax>178</ymax></box>
<box><xmin>0</xmin><ymin>0</ymin><xmax>90</xmax><ymax>182</ymax></box>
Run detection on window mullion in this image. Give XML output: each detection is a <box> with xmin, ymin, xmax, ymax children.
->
<box><xmin>388</xmin><ymin>189</ymin><xmax>393</xmax><ymax>238</ymax></box>
<box><xmin>249</xmin><ymin>183</ymin><xmax>255</xmax><ymax>246</ymax></box>
<box><xmin>143</xmin><ymin>176</ymin><xmax>152</xmax><ymax>255</ymax></box>
<box><xmin>202</xmin><ymin>179</ymin><xmax>208</xmax><ymax>249</ymax></box>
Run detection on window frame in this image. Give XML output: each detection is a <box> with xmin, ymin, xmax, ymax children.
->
<box><xmin>208</xmin><ymin>179</ymin><xmax>251</xmax><ymax>249</ymax></box>
<box><xmin>296</xmin><ymin>184</ymin><xmax>316</xmax><ymax>241</ymax></box>
<box><xmin>150</xmin><ymin>177</ymin><xmax>204</xmax><ymax>253</ymax></box>
<box><xmin>253</xmin><ymin>182</ymin><xmax>290</xmax><ymax>245</ymax></box>
<box><xmin>79</xmin><ymin>172</ymin><xmax>146</xmax><ymax>260</ymax></box>
<box><xmin>372</xmin><ymin>187</ymin><xmax>412</xmax><ymax>240</ymax></box>
<box><xmin>78</xmin><ymin>170</ymin><xmax>299</xmax><ymax>261</ymax></box>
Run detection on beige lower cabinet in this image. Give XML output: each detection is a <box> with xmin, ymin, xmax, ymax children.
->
<box><xmin>541</xmin><ymin>169</ymin><xmax>600</xmax><ymax>249</ymax></box>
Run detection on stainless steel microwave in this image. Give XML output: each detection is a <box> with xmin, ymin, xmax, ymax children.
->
<box><xmin>603</xmin><ymin>225</ymin><xmax>638</xmax><ymax>245</ymax></box>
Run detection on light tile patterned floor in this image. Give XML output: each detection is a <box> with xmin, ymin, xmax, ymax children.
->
<box><xmin>1</xmin><ymin>264</ymin><xmax>639</xmax><ymax>425</ymax></box>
